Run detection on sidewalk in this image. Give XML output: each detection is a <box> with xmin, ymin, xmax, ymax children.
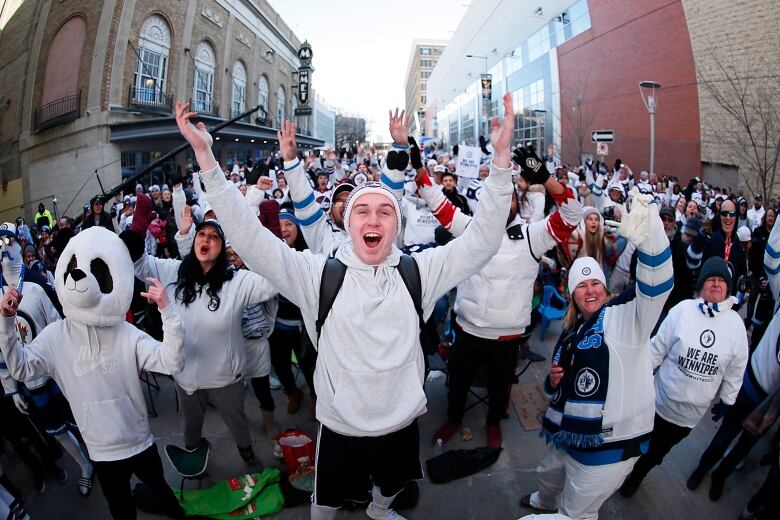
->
<box><xmin>8</xmin><ymin>318</ymin><xmax>770</xmax><ymax>519</ymax></box>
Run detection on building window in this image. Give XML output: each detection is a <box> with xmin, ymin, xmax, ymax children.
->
<box><xmin>192</xmin><ymin>41</ymin><xmax>215</xmax><ymax>113</ymax></box>
<box><xmin>420</xmin><ymin>59</ymin><xmax>432</xmax><ymax>68</ymax></box>
<box><xmin>528</xmin><ymin>25</ymin><xmax>551</xmax><ymax>62</ymax></box>
<box><xmin>512</xmin><ymin>79</ymin><xmax>545</xmax><ymax>149</ymax></box>
<box><xmin>258</xmin><ymin>75</ymin><xmax>269</xmax><ymax>113</ymax></box>
<box><xmin>420</xmin><ymin>83</ymin><xmax>426</xmax><ymax>91</ymax></box>
<box><xmin>568</xmin><ymin>0</ymin><xmax>592</xmax><ymax>38</ymax></box>
<box><xmin>277</xmin><ymin>86</ymin><xmax>286</xmax><ymax>125</ymax></box>
<box><xmin>434</xmin><ymin>48</ymin><xmax>443</xmax><ymax>55</ymax></box>
<box><xmin>420</xmin><ymin>47</ymin><xmax>431</xmax><ymax>55</ymax></box>
<box><xmin>421</xmin><ymin>71</ymin><xmax>430</xmax><ymax>79</ymax></box>
<box><xmin>421</xmin><ymin>95</ymin><xmax>426</xmax><ymax>104</ymax></box>
<box><xmin>231</xmin><ymin>61</ymin><xmax>246</xmax><ymax>117</ymax></box>
<box><xmin>134</xmin><ymin>15</ymin><xmax>171</xmax><ymax>103</ymax></box>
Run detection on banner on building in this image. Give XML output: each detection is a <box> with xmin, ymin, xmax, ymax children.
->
<box><xmin>481</xmin><ymin>74</ymin><xmax>492</xmax><ymax>101</ymax></box>
<box><xmin>456</xmin><ymin>145</ymin><xmax>482</xmax><ymax>178</ymax></box>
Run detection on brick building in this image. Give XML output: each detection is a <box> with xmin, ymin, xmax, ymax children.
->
<box><xmin>0</xmin><ymin>0</ymin><xmax>324</xmax><ymax>223</ymax></box>
<box><xmin>403</xmin><ymin>39</ymin><xmax>447</xmax><ymax>135</ymax></box>
<box><xmin>425</xmin><ymin>0</ymin><xmax>779</xmax><ymax>192</ymax></box>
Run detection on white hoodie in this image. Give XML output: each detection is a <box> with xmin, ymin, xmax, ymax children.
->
<box><xmin>198</xmin><ymin>160</ymin><xmax>514</xmax><ymax>437</ymax></box>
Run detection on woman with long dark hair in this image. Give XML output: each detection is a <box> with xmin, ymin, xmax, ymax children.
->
<box><xmin>124</xmin><ymin>203</ymin><xmax>277</xmax><ymax>465</ymax></box>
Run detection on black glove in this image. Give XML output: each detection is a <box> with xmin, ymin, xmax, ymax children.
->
<box><xmin>166</xmin><ymin>166</ymin><xmax>184</xmax><ymax>187</ymax></box>
<box><xmin>478</xmin><ymin>135</ymin><xmax>490</xmax><ymax>155</ymax></box>
<box><xmin>711</xmin><ymin>400</ymin><xmax>730</xmax><ymax>422</ymax></box>
<box><xmin>513</xmin><ymin>144</ymin><xmax>550</xmax><ymax>184</ymax></box>
<box><xmin>385</xmin><ymin>150</ymin><xmax>409</xmax><ymax>171</ymax></box>
<box><xmin>452</xmin><ymin>144</ymin><xmax>459</xmax><ymax>157</ymax></box>
<box><xmin>119</xmin><ymin>229</ymin><xmax>146</xmax><ymax>262</ymax></box>
<box><xmin>408</xmin><ymin>136</ymin><xmax>423</xmax><ymax>170</ymax></box>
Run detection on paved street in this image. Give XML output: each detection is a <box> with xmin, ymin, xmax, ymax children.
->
<box><xmin>4</xmin><ymin>318</ymin><xmax>770</xmax><ymax>520</ymax></box>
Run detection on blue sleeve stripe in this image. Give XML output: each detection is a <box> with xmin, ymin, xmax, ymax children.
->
<box><xmin>765</xmin><ymin>263</ymin><xmax>780</xmax><ymax>276</ymax></box>
<box><xmin>637</xmin><ymin>247</ymin><xmax>672</xmax><ymax>267</ymax></box>
<box><xmin>293</xmin><ymin>192</ymin><xmax>316</xmax><ymax>209</ymax></box>
<box><xmin>298</xmin><ymin>210</ymin><xmax>325</xmax><ymax>227</ymax></box>
<box><xmin>381</xmin><ymin>173</ymin><xmax>404</xmax><ymax>191</ymax></box>
<box><xmin>637</xmin><ymin>275</ymin><xmax>674</xmax><ymax>297</ymax></box>
<box><xmin>766</xmin><ymin>244</ymin><xmax>780</xmax><ymax>259</ymax></box>
<box><xmin>283</xmin><ymin>160</ymin><xmax>301</xmax><ymax>172</ymax></box>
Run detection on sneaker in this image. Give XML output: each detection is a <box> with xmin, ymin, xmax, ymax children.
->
<box><xmin>286</xmin><ymin>388</ymin><xmax>303</xmax><ymax>414</ymax></box>
<box><xmin>269</xmin><ymin>375</ymin><xmax>282</xmax><ymax>390</ymax></box>
<box><xmin>432</xmin><ymin>421</ymin><xmax>460</xmax><ymax>446</ymax></box>
<box><xmin>486</xmin><ymin>424</ymin><xmax>502</xmax><ymax>449</ymax></box>
<box><xmin>366</xmin><ymin>502</ymin><xmax>407</xmax><ymax>520</ymax></box>
<box><xmin>519</xmin><ymin>493</ymin><xmax>556</xmax><ymax>513</ymax></box>
<box><xmin>687</xmin><ymin>467</ymin><xmax>706</xmax><ymax>490</ymax></box>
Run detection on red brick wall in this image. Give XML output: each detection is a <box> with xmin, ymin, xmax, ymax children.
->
<box><xmin>557</xmin><ymin>0</ymin><xmax>701</xmax><ymax>181</ymax></box>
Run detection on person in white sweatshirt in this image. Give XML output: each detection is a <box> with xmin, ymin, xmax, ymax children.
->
<box><xmin>0</xmin><ymin>223</ymin><xmax>95</xmax><ymax>496</ymax></box>
<box><xmin>522</xmin><ymin>188</ymin><xmax>673</xmax><ymax>520</ymax></box>
<box><xmin>124</xmin><ymin>211</ymin><xmax>277</xmax><ymax>466</ymax></box>
<box><xmin>0</xmin><ymin>227</ymin><xmax>185</xmax><ymax>520</ymax></box>
<box><xmin>618</xmin><ymin>256</ymin><xmax>748</xmax><ymax>497</ymax></box>
<box><xmin>175</xmin><ymin>94</ymin><xmax>517</xmax><ymax>520</ymax></box>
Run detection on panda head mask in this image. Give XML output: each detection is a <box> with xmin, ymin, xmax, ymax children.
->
<box><xmin>55</xmin><ymin>227</ymin><xmax>134</xmax><ymax>326</ymax></box>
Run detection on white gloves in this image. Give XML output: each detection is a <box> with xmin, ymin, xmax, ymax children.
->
<box><xmin>619</xmin><ymin>187</ymin><xmax>656</xmax><ymax>245</ymax></box>
<box><xmin>13</xmin><ymin>393</ymin><xmax>29</xmax><ymax>415</ymax></box>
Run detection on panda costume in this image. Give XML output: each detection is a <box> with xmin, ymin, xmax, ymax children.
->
<box><xmin>0</xmin><ymin>227</ymin><xmax>186</xmax><ymax>520</ymax></box>
<box><xmin>0</xmin><ymin>222</ymin><xmax>95</xmax><ymax>496</ymax></box>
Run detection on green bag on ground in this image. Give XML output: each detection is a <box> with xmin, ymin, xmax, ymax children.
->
<box><xmin>177</xmin><ymin>468</ymin><xmax>284</xmax><ymax>519</ymax></box>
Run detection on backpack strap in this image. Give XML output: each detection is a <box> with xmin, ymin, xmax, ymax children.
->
<box><xmin>397</xmin><ymin>255</ymin><xmax>424</xmax><ymax>325</ymax></box>
<box><xmin>316</xmin><ymin>258</ymin><xmax>348</xmax><ymax>341</ymax></box>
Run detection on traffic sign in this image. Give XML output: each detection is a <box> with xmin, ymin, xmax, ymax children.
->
<box><xmin>592</xmin><ymin>130</ymin><xmax>614</xmax><ymax>143</ymax></box>
<box><xmin>596</xmin><ymin>143</ymin><xmax>609</xmax><ymax>155</ymax></box>
<box><xmin>294</xmin><ymin>107</ymin><xmax>312</xmax><ymax>116</ymax></box>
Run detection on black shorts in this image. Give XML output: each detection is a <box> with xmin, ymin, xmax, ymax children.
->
<box><xmin>313</xmin><ymin>420</ymin><xmax>423</xmax><ymax>508</ymax></box>
<box><xmin>22</xmin><ymin>380</ymin><xmax>77</xmax><ymax>435</ymax></box>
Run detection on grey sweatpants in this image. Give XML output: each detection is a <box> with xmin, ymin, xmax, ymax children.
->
<box><xmin>177</xmin><ymin>382</ymin><xmax>251</xmax><ymax>449</ymax></box>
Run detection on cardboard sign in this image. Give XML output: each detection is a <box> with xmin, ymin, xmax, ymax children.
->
<box><xmin>456</xmin><ymin>145</ymin><xmax>481</xmax><ymax>179</ymax></box>
<box><xmin>511</xmin><ymin>382</ymin><xmax>548</xmax><ymax>431</ymax></box>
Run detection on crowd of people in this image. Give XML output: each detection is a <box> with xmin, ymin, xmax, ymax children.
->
<box><xmin>0</xmin><ymin>95</ymin><xmax>777</xmax><ymax>520</ymax></box>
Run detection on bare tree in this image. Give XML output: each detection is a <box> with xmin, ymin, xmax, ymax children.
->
<box><xmin>335</xmin><ymin>114</ymin><xmax>367</xmax><ymax>150</ymax></box>
<box><xmin>698</xmin><ymin>43</ymin><xmax>780</xmax><ymax>198</ymax></box>
<box><xmin>559</xmin><ymin>80</ymin><xmax>599</xmax><ymax>167</ymax></box>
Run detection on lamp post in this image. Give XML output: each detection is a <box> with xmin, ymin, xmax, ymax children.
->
<box><xmin>466</xmin><ymin>54</ymin><xmax>490</xmax><ymax>138</ymax></box>
<box><xmin>639</xmin><ymin>81</ymin><xmax>661</xmax><ymax>175</ymax></box>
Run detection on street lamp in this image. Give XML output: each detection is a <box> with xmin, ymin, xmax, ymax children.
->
<box><xmin>466</xmin><ymin>54</ymin><xmax>490</xmax><ymax>137</ymax></box>
<box><xmin>639</xmin><ymin>80</ymin><xmax>661</xmax><ymax>175</ymax></box>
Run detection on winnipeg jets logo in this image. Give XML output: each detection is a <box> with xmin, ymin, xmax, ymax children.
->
<box><xmin>525</xmin><ymin>157</ymin><xmax>541</xmax><ymax>173</ymax></box>
<box><xmin>700</xmin><ymin>329</ymin><xmax>716</xmax><ymax>348</ymax></box>
<box><xmin>208</xmin><ymin>296</ymin><xmax>220</xmax><ymax>312</ymax></box>
<box><xmin>575</xmin><ymin>368</ymin><xmax>600</xmax><ymax>397</ymax></box>
<box><xmin>582</xmin><ymin>267</ymin><xmax>591</xmax><ymax>276</ymax></box>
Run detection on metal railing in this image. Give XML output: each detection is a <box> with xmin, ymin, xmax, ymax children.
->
<box><xmin>230</xmin><ymin>107</ymin><xmax>251</xmax><ymax>123</ymax></box>
<box><xmin>34</xmin><ymin>91</ymin><xmax>81</xmax><ymax>132</ymax></box>
<box><xmin>128</xmin><ymin>86</ymin><xmax>173</xmax><ymax>114</ymax></box>
<box><xmin>189</xmin><ymin>98</ymin><xmax>219</xmax><ymax>117</ymax></box>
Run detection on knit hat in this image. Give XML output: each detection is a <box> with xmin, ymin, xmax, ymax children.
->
<box><xmin>22</xmin><ymin>243</ymin><xmax>36</xmax><ymax>258</ymax></box>
<box><xmin>697</xmin><ymin>256</ymin><xmax>732</xmax><ymax>292</ymax></box>
<box><xmin>427</xmin><ymin>158</ymin><xmax>438</xmax><ymax>168</ymax></box>
<box><xmin>659</xmin><ymin>207</ymin><xmax>675</xmax><ymax>220</ymax></box>
<box><xmin>737</xmin><ymin>226</ymin><xmax>752</xmax><ymax>242</ymax></box>
<box><xmin>343</xmin><ymin>181</ymin><xmax>402</xmax><ymax>233</ymax></box>
<box><xmin>258</xmin><ymin>199</ymin><xmax>282</xmax><ymax>239</ymax></box>
<box><xmin>582</xmin><ymin>206</ymin><xmax>601</xmax><ymax>221</ymax></box>
<box><xmin>568</xmin><ymin>256</ymin><xmax>607</xmax><ymax>294</ymax></box>
<box><xmin>278</xmin><ymin>207</ymin><xmax>298</xmax><ymax>225</ymax></box>
<box><xmin>194</xmin><ymin>219</ymin><xmax>225</xmax><ymax>244</ymax></box>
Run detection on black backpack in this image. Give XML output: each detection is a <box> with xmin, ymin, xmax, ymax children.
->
<box><xmin>316</xmin><ymin>255</ymin><xmax>424</xmax><ymax>343</ymax></box>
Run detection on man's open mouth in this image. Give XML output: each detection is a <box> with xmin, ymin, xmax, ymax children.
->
<box><xmin>363</xmin><ymin>232</ymin><xmax>382</xmax><ymax>248</ymax></box>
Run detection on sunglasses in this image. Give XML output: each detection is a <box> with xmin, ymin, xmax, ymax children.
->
<box><xmin>720</xmin><ymin>210</ymin><xmax>737</xmax><ymax>218</ymax></box>
<box><xmin>1</xmin><ymin>236</ymin><xmax>15</xmax><ymax>246</ymax></box>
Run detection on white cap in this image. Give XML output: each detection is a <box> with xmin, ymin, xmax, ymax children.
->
<box><xmin>568</xmin><ymin>257</ymin><xmax>607</xmax><ymax>295</ymax></box>
<box><xmin>737</xmin><ymin>226</ymin><xmax>752</xmax><ymax>242</ymax></box>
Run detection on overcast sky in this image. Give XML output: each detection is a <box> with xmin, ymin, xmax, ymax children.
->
<box><xmin>268</xmin><ymin>0</ymin><xmax>467</xmax><ymax>143</ymax></box>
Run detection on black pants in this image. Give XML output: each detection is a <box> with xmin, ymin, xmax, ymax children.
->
<box><xmin>447</xmin><ymin>327</ymin><xmax>521</xmax><ymax>425</ymax></box>
<box><xmin>269</xmin><ymin>326</ymin><xmax>316</xmax><ymax>398</ymax></box>
<box><xmin>0</xmin><ymin>396</ymin><xmax>61</xmax><ymax>479</ymax></box>
<box><xmin>696</xmin><ymin>386</ymin><xmax>761</xmax><ymax>476</ymax></box>
<box><xmin>93</xmin><ymin>443</ymin><xmax>184</xmax><ymax>520</ymax></box>
<box><xmin>250</xmin><ymin>375</ymin><xmax>275</xmax><ymax>412</ymax></box>
<box><xmin>630</xmin><ymin>414</ymin><xmax>692</xmax><ymax>482</ymax></box>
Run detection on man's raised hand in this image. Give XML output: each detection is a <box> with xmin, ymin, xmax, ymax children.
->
<box><xmin>277</xmin><ymin>121</ymin><xmax>298</xmax><ymax>162</ymax></box>
<box><xmin>256</xmin><ymin>176</ymin><xmax>274</xmax><ymax>191</ymax></box>
<box><xmin>490</xmin><ymin>93</ymin><xmax>514</xmax><ymax>168</ymax></box>
<box><xmin>175</xmin><ymin>102</ymin><xmax>212</xmax><ymax>152</ymax></box>
<box><xmin>388</xmin><ymin>108</ymin><xmax>411</xmax><ymax>146</ymax></box>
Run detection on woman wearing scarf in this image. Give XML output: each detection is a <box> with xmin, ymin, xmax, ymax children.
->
<box><xmin>618</xmin><ymin>257</ymin><xmax>748</xmax><ymax>498</ymax></box>
<box><xmin>522</xmin><ymin>188</ymin><xmax>673</xmax><ymax>519</ymax></box>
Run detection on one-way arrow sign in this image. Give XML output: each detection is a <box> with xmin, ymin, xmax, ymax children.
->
<box><xmin>592</xmin><ymin>130</ymin><xmax>614</xmax><ymax>143</ymax></box>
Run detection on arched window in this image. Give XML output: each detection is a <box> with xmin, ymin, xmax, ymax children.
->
<box><xmin>192</xmin><ymin>41</ymin><xmax>215</xmax><ymax>114</ymax></box>
<box><xmin>276</xmin><ymin>86</ymin><xmax>286</xmax><ymax>125</ymax></box>
<box><xmin>37</xmin><ymin>16</ymin><xmax>85</xmax><ymax>131</ymax></box>
<box><xmin>133</xmin><ymin>15</ymin><xmax>171</xmax><ymax>104</ymax></box>
<box><xmin>258</xmin><ymin>75</ymin><xmax>269</xmax><ymax>113</ymax></box>
<box><xmin>231</xmin><ymin>61</ymin><xmax>247</xmax><ymax>117</ymax></box>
